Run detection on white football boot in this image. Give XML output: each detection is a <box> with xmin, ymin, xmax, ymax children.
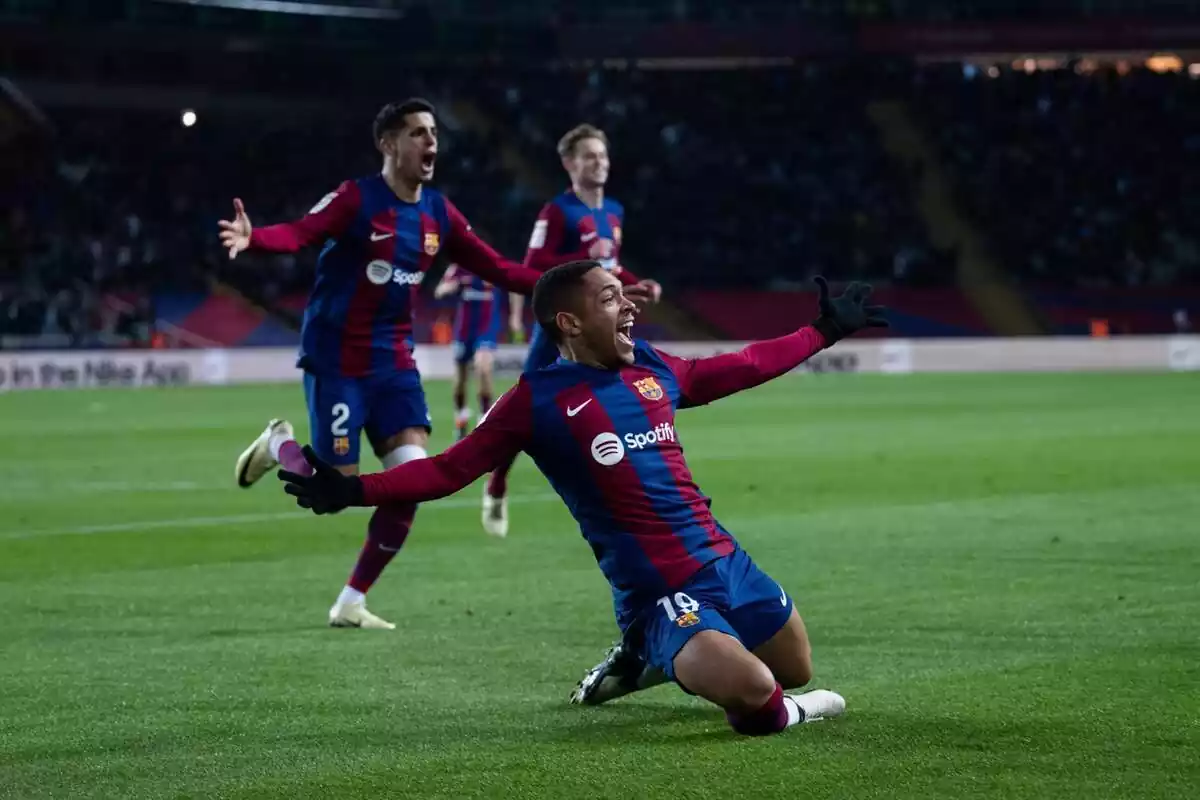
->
<box><xmin>328</xmin><ymin>598</ymin><xmax>396</xmax><ymax>630</ymax></box>
<box><xmin>789</xmin><ymin>689</ymin><xmax>847</xmax><ymax>722</ymax></box>
<box><xmin>481</xmin><ymin>485</ymin><xmax>509</xmax><ymax>538</ymax></box>
<box><xmin>235</xmin><ymin>418</ymin><xmax>294</xmax><ymax>488</ymax></box>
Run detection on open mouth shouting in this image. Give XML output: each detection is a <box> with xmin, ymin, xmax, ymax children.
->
<box><xmin>420</xmin><ymin>150</ymin><xmax>437</xmax><ymax>176</ymax></box>
<box><xmin>616</xmin><ymin>317</ymin><xmax>634</xmax><ymax>349</ymax></box>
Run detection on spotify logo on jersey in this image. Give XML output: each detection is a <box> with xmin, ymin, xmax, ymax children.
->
<box><xmin>366</xmin><ymin>260</ymin><xmax>393</xmax><ymax>285</ymax></box>
<box><xmin>590</xmin><ymin>432</ymin><xmax>625</xmax><ymax>466</ymax></box>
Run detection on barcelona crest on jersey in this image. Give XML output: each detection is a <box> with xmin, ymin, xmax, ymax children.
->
<box><xmin>423</xmin><ymin>232</ymin><xmax>440</xmax><ymax>256</ymax></box>
<box><xmin>634</xmin><ymin>377</ymin><xmax>664</xmax><ymax>401</ymax></box>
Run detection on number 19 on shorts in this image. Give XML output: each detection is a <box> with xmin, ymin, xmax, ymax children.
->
<box><xmin>657</xmin><ymin>592</ymin><xmax>699</xmax><ymax>621</ymax></box>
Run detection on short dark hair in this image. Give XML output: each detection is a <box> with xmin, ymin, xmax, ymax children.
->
<box><xmin>532</xmin><ymin>260</ymin><xmax>602</xmax><ymax>344</ymax></box>
<box><xmin>373</xmin><ymin>98</ymin><xmax>436</xmax><ymax>142</ymax></box>
<box><xmin>557</xmin><ymin>124</ymin><xmax>608</xmax><ymax>158</ymax></box>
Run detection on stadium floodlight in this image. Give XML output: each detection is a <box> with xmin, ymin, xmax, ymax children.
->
<box><xmin>154</xmin><ymin>0</ymin><xmax>406</xmax><ymax>20</ymax></box>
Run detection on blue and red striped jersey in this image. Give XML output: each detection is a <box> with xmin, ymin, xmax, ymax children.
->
<box><xmin>444</xmin><ymin>264</ymin><xmax>502</xmax><ymax>343</ymax></box>
<box><xmin>358</xmin><ymin>328</ymin><xmax>830</xmax><ymax>629</ymax></box>
<box><xmin>516</xmin><ymin>343</ymin><xmax>734</xmax><ymax>624</ymax></box>
<box><xmin>247</xmin><ymin>174</ymin><xmax>538</xmax><ymax>377</ymax></box>
<box><xmin>524</xmin><ymin>189</ymin><xmax>640</xmax><ymax>285</ymax></box>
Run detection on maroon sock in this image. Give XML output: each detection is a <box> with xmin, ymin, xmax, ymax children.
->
<box><xmin>486</xmin><ymin>452</ymin><xmax>516</xmax><ymax>498</ymax></box>
<box><xmin>347</xmin><ymin>503</ymin><xmax>417</xmax><ymax>593</ymax></box>
<box><xmin>479</xmin><ymin>392</ymin><xmax>492</xmax><ymax>415</ymax></box>
<box><xmin>278</xmin><ymin>440</ymin><xmax>314</xmax><ymax>477</ymax></box>
<box><xmin>727</xmin><ymin>684</ymin><xmax>790</xmax><ymax>736</ymax></box>
<box><xmin>453</xmin><ymin>385</ymin><xmax>466</xmax><ymax>412</ymax></box>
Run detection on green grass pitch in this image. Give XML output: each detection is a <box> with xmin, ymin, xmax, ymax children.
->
<box><xmin>1</xmin><ymin>371</ymin><xmax>1198</xmax><ymax>799</ymax></box>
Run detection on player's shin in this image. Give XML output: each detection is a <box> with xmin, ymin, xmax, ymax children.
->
<box><xmin>344</xmin><ymin>502</ymin><xmax>416</xmax><ymax>592</ymax></box>
<box><xmin>725</xmin><ymin>684</ymin><xmax>793</xmax><ymax>736</ymax></box>
<box><xmin>332</xmin><ymin>444</ymin><xmax>426</xmax><ymax>629</ymax></box>
<box><xmin>481</xmin><ymin>451</ymin><xmax>513</xmax><ymax>537</ymax></box>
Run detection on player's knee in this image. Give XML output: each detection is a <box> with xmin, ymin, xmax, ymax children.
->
<box><xmin>676</xmin><ymin>633</ymin><xmax>776</xmax><ymax>713</ymax></box>
<box><xmin>733</xmin><ymin>659</ymin><xmax>780</xmax><ymax>712</ymax></box>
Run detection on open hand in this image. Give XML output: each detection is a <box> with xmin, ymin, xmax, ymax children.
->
<box><xmin>811</xmin><ymin>276</ymin><xmax>888</xmax><ymax>343</ymax></box>
<box><xmin>217</xmin><ymin>198</ymin><xmax>252</xmax><ymax>260</ymax></box>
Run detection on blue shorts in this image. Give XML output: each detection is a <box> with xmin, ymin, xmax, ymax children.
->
<box><xmin>453</xmin><ymin>335</ymin><xmax>497</xmax><ymax>366</ymax></box>
<box><xmin>630</xmin><ymin>548</ymin><xmax>794</xmax><ymax>683</ymax></box>
<box><xmin>303</xmin><ymin>370</ymin><xmax>431</xmax><ymax>467</ymax></box>
<box><xmin>524</xmin><ymin>326</ymin><xmax>560</xmax><ymax>373</ymax></box>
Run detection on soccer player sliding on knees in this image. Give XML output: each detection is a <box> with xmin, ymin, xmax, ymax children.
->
<box><xmin>279</xmin><ymin>261</ymin><xmax>886</xmax><ymax>736</ymax></box>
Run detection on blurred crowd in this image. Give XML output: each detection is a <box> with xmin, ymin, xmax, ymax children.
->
<box><xmin>475</xmin><ymin>63</ymin><xmax>940</xmax><ymax>288</ymax></box>
<box><xmin>1</xmin><ymin>94</ymin><xmax>538</xmax><ymax>341</ymax></box>
<box><xmin>4</xmin><ymin>61</ymin><xmax>1199</xmax><ymax>342</ymax></box>
<box><xmin>918</xmin><ymin>65</ymin><xmax>1200</xmax><ymax>288</ymax></box>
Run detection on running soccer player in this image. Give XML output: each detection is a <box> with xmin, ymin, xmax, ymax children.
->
<box><xmin>432</xmin><ymin>264</ymin><xmax>509</xmax><ymax>441</ymax></box>
<box><xmin>484</xmin><ymin>124</ymin><xmax>662</xmax><ymax>537</ymax></box>
<box><xmin>277</xmin><ymin>261</ymin><xmax>887</xmax><ymax>736</ymax></box>
<box><xmin>220</xmin><ymin>98</ymin><xmax>542</xmax><ymax>630</ymax></box>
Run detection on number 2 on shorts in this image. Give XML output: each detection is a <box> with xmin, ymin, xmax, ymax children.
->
<box><xmin>330</xmin><ymin>402</ymin><xmax>351</xmax><ymax>436</ymax></box>
<box><xmin>657</xmin><ymin>592</ymin><xmax>699</xmax><ymax>621</ymax></box>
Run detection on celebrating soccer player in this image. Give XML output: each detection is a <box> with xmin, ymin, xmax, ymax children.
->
<box><xmin>278</xmin><ymin>262</ymin><xmax>887</xmax><ymax>736</ymax></box>
<box><xmin>483</xmin><ymin>124</ymin><xmax>662</xmax><ymax>537</ymax></box>
<box><xmin>433</xmin><ymin>264</ymin><xmax>513</xmax><ymax>442</ymax></box>
<box><xmin>220</xmin><ymin>99</ymin><xmax>541</xmax><ymax>630</ymax></box>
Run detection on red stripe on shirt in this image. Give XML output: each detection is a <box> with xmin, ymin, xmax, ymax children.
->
<box><xmin>555</xmin><ymin>382</ymin><xmax>704</xmax><ymax>588</ymax></box>
<box><xmin>621</xmin><ymin>370</ymin><xmax>734</xmax><ymax>556</ymax></box>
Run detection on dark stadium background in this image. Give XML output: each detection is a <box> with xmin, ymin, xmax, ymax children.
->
<box><xmin>2</xmin><ymin>0</ymin><xmax>1198</xmax><ymax>350</ymax></box>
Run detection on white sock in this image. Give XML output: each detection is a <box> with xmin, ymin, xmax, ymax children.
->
<box><xmin>455</xmin><ymin>408</ymin><xmax>471</xmax><ymax>424</ymax></box>
<box><xmin>783</xmin><ymin>696</ymin><xmax>803</xmax><ymax>727</ymax></box>
<box><xmin>267</xmin><ymin>430</ymin><xmax>292</xmax><ymax>461</ymax></box>
<box><xmin>336</xmin><ymin>586</ymin><xmax>366</xmax><ymax>607</ymax></box>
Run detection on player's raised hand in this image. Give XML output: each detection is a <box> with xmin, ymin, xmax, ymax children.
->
<box><xmin>811</xmin><ymin>276</ymin><xmax>889</xmax><ymax>343</ymax></box>
<box><xmin>217</xmin><ymin>198</ymin><xmax>253</xmax><ymax>260</ymax></box>
<box><xmin>509</xmin><ymin>314</ymin><xmax>526</xmax><ymax>344</ymax></box>
<box><xmin>279</xmin><ymin>445</ymin><xmax>364</xmax><ymax>515</ymax></box>
<box><xmin>622</xmin><ymin>279</ymin><xmax>662</xmax><ymax>309</ymax></box>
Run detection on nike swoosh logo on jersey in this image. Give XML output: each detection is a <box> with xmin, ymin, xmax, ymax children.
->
<box><xmin>566</xmin><ymin>399</ymin><xmax>592</xmax><ymax>417</ymax></box>
<box><xmin>580</xmin><ymin>232</ymin><xmax>599</xmax><ymax>242</ymax></box>
<box><xmin>370</xmin><ymin>231</ymin><xmax>394</xmax><ymax>241</ymax></box>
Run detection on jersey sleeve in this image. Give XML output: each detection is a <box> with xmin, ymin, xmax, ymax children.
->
<box><xmin>443</xmin><ymin>199</ymin><xmax>541</xmax><ymax>294</ymax></box>
<box><xmin>249</xmin><ymin>180</ymin><xmax>360</xmax><ymax>252</ymax></box>
<box><xmin>358</xmin><ymin>380</ymin><xmax>534</xmax><ymax>506</ymax></box>
<box><xmin>523</xmin><ymin>202</ymin><xmax>577</xmax><ymax>272</ymax></box>
<box><xmin>609</xmin><ymin>205</ymin><xmax>641</xmax><ymax>285</ymax></box>
<box><xmin>653</xmin><ymin>327</ymin><xmax>829</xmax><ymax>408</ymax></box>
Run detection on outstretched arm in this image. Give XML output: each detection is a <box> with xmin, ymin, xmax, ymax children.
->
<box><xmin>232</xmin><ymin>181</ymin><xmax>361</xmax><ymax>255</ymax></box>
<box><xmin>445</xmin><ymin>200</ymin><xmax>542</xmax><ymax>295</ymax></box>
<box><xmin>657</xmin><ymin>277</ymin><xmax>888</xmax><ymax>407</ymax></box>
<box><xmin>655</xmin><ymin>327</ymin><xmax>829</xmax><ymax>408</ymax></box>
<box><xmin>279</xmin><ymin>381</ymin><xmax>533</xmax><ymax>512</ymax></box>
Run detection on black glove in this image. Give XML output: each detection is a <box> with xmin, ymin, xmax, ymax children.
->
<box><xmin>811</xmin><ymin>276</ymin><xmax>889</xmax><ymax>343</ymax></box>
<box><xmin>278</xmin><ymin>445</ymin><xmax>364</xmax><ymax>515</ymax></box>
